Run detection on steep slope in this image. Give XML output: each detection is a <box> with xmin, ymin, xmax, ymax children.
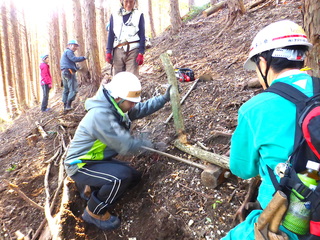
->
<box><xmin>0</xmin><ymin>1</ymin><xmax>303</xmax><ymax>239</ymax></box>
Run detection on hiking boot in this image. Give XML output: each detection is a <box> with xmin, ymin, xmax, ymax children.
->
<box><xmin>65</xmin><ymin>101</ymin><xmax>72</xmax><ymax>111</ymax></box>
<box><xmin>82</xmin><ymin>207</ymin><xmax>121</xmax><ymax>230</ymax></box>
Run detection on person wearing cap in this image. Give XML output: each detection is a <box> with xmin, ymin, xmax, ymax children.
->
<box><xmin>222</xmin><ymin>20</ymin><xmax>313</xmax><ymax>240</ymax></box>
<box><xmin>106</xmin><ymin>0</ymin><xmax>145</xmax><ymax>77</ymax></box>
<box><xmin>40</xmin><ymin>54</ymin><xmax>52</xmax><ymax>112</ymax></box>
<box><xmin>60</xmin><ymin>39</ymin><xmax>87</xmax><ymax>111</ymax></box>
<box><xmin>64</xmin><ymin>72</ymin><xmax>171</xmax><ymax>230</ymax></box>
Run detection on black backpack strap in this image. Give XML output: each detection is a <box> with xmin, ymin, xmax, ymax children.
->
<box><xmin>312</xmin><ymin>76</ymin><xmax>320</xmax><ymax>94</ymax></box>
<box><xmin>265</xmin><ymin>82</ymin><xmax>308</xmax><ymax>109</ymax></box>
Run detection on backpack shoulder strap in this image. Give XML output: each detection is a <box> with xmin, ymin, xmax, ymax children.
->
<box><xmin>312</xmin><ymin>76</ymin><xmax>320</xmax><ymax>94</ymax></box>
<box><xmin>264</xmin><ymin>82</ymin><xmax>308</xmax><ymax>107</ymax></box>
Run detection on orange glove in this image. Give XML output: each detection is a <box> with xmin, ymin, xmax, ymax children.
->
<box><xmin>136</xmin><ymin>53</ymin><xmax>144</xmax><ymax>65</ymax></box>
<box><xmin>106</xmin><ymin>53</ymin><xmax>112</xmax><ymax>64</ymax></box>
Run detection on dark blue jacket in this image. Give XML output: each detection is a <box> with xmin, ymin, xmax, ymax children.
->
<box><xmin>60</xmin><ymin>48</ymin><xmax>86</xmax><ymax>71</ymax></box>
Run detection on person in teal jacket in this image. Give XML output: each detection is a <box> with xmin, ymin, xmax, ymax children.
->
<box><xmin>222</xmin><ymin>20</ymin><xmax>313</xmax><ymax>240</ymax></box>
<box><xmin>64</xmin><ymin>72</ymin><xmax>171</xmax><ymax>231</ymax></box>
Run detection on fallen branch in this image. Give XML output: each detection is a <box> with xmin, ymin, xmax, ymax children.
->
<box><xmin>4</xmin><ymin>180</ymin><xmax>44</xmax><ymax>211</ymax></box>
<box><xmin>248</xmin><ymin>0</ymin><xmax>267</xmax><ymax>9</ymax></box>
<box><xmin>35</xmin><ymin>121</ymin><xmax>48</xmax><ymax>139</ymax></box>
<box><xmin>165</xmin><ymin>79</ymin><xmax>199</xmax><ymax>124</ymax></box>
<box><xmin>44</xmin><ymin>163</ymin><xmax>61</xmax><ymax>240</ymax></box>
<box><xmin>44</xmin><ymin>145</ymin><xmax>62</xmax><ymax>164</ymax></box>
<box><xmin>174</xmin><ymin>140</ymin><xmax>229</xmax><ymax>169</ymax></box>
<box><xmin>203</xmin><ymin>1</ymin><xmax>226</xmax><ymax>17</ymax></box>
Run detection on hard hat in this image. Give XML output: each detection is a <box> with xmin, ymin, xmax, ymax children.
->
<box><xmin>41</xmin><ymin>54</ymin><xmax>48</xmax><ymax>61</ymax></box>
<box><xmin>105</xmin><ymin>72</ymin><xmax>141</xmax><ymax>102</ymax></box>
<box><xmin>244</xmin><ymin>20</ymin><xmax>313</xmax><ymax>70</ymax></box>
<box><xmin>67</xmin><ymin>39</ymin><xmax>79</xmax><ymax>45</ymax></box>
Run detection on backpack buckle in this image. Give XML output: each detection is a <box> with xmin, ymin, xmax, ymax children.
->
<box><xmin>293</xmin><ymin>183</ymin><xmax>313</xmax><ymax>200</ymax></box>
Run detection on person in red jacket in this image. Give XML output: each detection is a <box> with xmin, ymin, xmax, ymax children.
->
<box><xmin>40</xmin><ymin>54</ymin><xmax>52</xmax><ymax>112</ymax></box>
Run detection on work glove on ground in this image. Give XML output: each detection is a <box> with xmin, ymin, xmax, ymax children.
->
<box><xmin>106</xmin><ymin>53</ymin><xmax>112</xmax><ymax>64</ymax></box>
<box><xmin>163</xmin><ymin>84</ymin><xmax>172</xmax><ymax>102</ymax></box>
<box><xmin>136</xmin><ymin>53</ymin><xmax>144</xmax><ymax>65</ymax></box>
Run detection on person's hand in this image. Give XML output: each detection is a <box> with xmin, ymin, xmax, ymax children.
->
<box><xmin>163</xmin><ymin>85</ymin><xmax>172</xmax><ymax>102</ymax></box>
<box><xmin>136</xmin><ymin>53</ymin><xmax>144</xmax><ymax>65</ymax></box>
<box><xmin>106</xmin><ymin>53</ymin><xmax>112</xmax><ymax>64</ymax></box>
<box><xmin>48</xmin><ymin>84</ymin><xmax>52</xmax><ymax>89</ymax></box>
<box><xmin>85</xmin><ymin>51</ymin><xmax>89</xmax><ymax>59</ymax></box>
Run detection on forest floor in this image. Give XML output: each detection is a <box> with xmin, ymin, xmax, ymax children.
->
<box><xmin>0</xmin><ymin>1</ymin><xmax>303</xmax><ymax>239</ymax></box>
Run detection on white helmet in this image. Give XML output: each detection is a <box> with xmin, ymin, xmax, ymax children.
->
<box><xmin>244</xmin><ymin>20</ymin><xmax>313</xmax><ymax>70</ymax></box>
<box><xmin>105</xmin><ymin>72</ymin><xmax>141</xmax><ymax>102</ymax></box>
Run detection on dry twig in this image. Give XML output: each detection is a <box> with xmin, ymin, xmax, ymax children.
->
<box><xmin>4</xmin><ymin>179</ymin><xmax>44</xmax><ymax>211</ymax></box>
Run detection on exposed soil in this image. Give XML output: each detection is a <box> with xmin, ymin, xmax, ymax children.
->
<box><xmin>0</xmin><ymin>1</ymin><xmax>303</xmax><ymax>239</ymax></box>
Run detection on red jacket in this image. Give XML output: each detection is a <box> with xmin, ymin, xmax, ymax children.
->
<box><xmin>40</xmin><ymin>62</ymin><xmax>52</xmax><ymax>85</ymax></box>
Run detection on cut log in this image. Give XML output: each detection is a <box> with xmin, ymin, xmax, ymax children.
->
<box><xmin>174</xmin><ymin>139</ymin><xmax>229</xmax><ymax>169</ymax></box>
<box><xmin>203</xmin><ymin>1</ymin><xmax>226</xmax><ymax>17</ymax></box>
<box><xmin>165</xmin><ymin>79</ymin><xmax>199</xmax><ymax>124</ymax></box>
<box><xmin>35</xmin><ymin>121</ymin><xmax>48</xmax><ymax>139</ymax></box>
<box><xmin>160</xmin><ymin>52</ymin><xmax>187</xmax><ymax>143</ymax></box>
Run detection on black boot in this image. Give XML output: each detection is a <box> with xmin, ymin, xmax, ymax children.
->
<box><xmin>65</xmin><ymin>101</ymin><xmax>72</xmax><ymax>111</ymax></box>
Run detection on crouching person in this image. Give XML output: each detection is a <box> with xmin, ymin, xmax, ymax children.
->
<box><xmin>64</xmin><ymin>72</ymin><xmax>171</xmax><ymax>230</ymax></box>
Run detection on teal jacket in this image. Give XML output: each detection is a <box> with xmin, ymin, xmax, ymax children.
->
<box><xmin>223</xmin><ymin>70</ymin><xmax>314</xmax><ymax>240</ymax></box>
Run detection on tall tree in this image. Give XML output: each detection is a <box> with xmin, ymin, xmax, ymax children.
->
<box><xmin>10</xmin><ymin>1</ymin><xmax>25</xmax><ymax>108</ymax></box>
<box><xmin>48</xmin><ymin>6</ymin><xmax>61</xmax><ymax>87</ymax></box>
<box><xmin>81</xmin><ymin>0</ymin><xmax>101</xmax><ymax>90</ymax></box>
<box><xmin>97</xmin><ymin>0</ymin><xmax>108</xmax><ymax>67</ymax></box>
<box><xmin>72</xmin><ymin>0</ymin><xmax>89</xmax><ymax>85</ymax></box>
<box><xmin>1</xmin><ymin>3</ymin><xmax>17</xmax><ymax>117</ymax></box>
<box><xmin>303</xmin><ymin>0</ymin><xmax>320</xmax><ymax>77</ymax></box>
<box><xmin>148</xmin><ymin>0</ymin><xmax>156</xmax><ymax>38</ymax></box>
<box><xmin>21</xmin><ymin>10</ymin><xmax>37</xmax><ymax>105</ymax></box>
<box><xmin>169</xmin><ymin>0</ymin><xmax>182</xmax><ymax>34</ymax></box>
<box><xmin>60</xmin><ymin>7</ymin><xmax>68</xmax><ymax>54</ymax></box>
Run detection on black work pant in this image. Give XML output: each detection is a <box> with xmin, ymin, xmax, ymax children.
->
<box><xmin>71</xmin><ymin>159</ymin><xmax>141</xmax><ymax>215</ymax></box>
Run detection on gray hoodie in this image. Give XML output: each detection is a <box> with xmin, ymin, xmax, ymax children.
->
<box><xmin>64</xmin><ymin>86</ymin><xmax>168</xmax><ymax>176</ymax></box>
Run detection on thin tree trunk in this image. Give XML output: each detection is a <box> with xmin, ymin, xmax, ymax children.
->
<box><xmin>60</xmin><ymin>9</ymin><xmax>68</xmax><ymax>54</ymax></box>
<box><xmin>169</xmin><ymin>0</ymin><xmax>182</xmax><ymax>34</ymax></box>
<box><xmin>97</xmin><ymin>0</ymin><xmax>108</xmax><ymax>67</ymax></box>
<box><xmin>81</xmin><ymin>0</ymin><xmax>101</xmax><ymax>90</ymax></box>
<box><xmin>22</xmin><ymin>10</ymin><xmax>37</xmax><ymax>105</ymax></box>
<box><xmin>73</xmin><ymin>0</ymin><xmax>90</xmax><ymax>85</ymax></box>
<box><xmin>1</xmin><ymin>4</ymin><xmax>17</xmax><ymax>117</ymax></box>
<box><xmin>10</xmin><ymin>1</ymin><xmax>25</xmax><ymax>108</ymax></box>
<box><xmin>303</xmin><ymin>0</ymin><xmax>320</xmax><ymax>78</ymax></box>
<box><xmin>148</xmin><ymin>0</ymin><xmax>156</xmax><ymax>38</ymax></box>
<box><xmin>48</xmin><ymin>8</ymin><xmax>61</xmax><ymax>88</ymax></box>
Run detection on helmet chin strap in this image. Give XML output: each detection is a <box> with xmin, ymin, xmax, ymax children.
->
<box><xmin>255</xmin><ymin>55</ymin><xmax>273</xmax><ymax>89</ymax></box>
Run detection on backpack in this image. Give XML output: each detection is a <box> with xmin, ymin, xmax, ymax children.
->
<box><xmin>265</xmin><ymin>76</ymin><xmax>320</xmax><ymax>239</ymax></box>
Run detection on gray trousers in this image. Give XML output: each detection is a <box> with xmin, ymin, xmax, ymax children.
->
<box><xmin>61</xmin><ymin>70</ymin><xmax>78</xmax><ymax>104</ymax></box>
<box><xmin>113</xmin><ymin>48</ymin><xmax>139</xmax><ymax>77</ymax></box>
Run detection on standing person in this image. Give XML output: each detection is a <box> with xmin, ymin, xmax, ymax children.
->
<box><xmin>106</xmin><ymin>0</ymin><xmax>145</xmax><ymax>77</ymax></box>
<box><xmin>60</xmin><ymin>39</ymin><xmax>87</xmax><ymax>111</ymax></box>
<box><xmin>222</xmin><ymin>20</ymin><xmax>314</xmax><ymax>240</ymax></box>
<box><xmin>40</xmin><ymin>54</ymin><xmax>52</xmax><ymax>112</ymax></box>
<box><xmin>64</xmin><ymin>72</ymin><xmax>171</xmax><ymax>230</ymax></box>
